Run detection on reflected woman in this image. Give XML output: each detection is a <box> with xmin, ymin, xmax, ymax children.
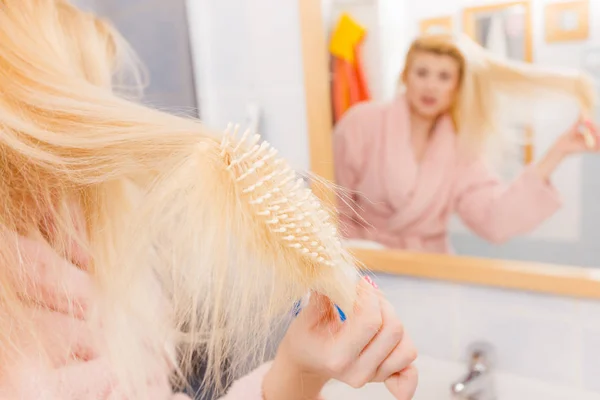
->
<box><xmin>334</xmin><ymin>34</ymin><xmax>599</xmax><ymax>252</ymax></box>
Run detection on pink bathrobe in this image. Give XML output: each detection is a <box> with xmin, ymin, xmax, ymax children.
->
<box><xmin>0</xmin><ymin>215</ymin><xmax>272</xmax><ymax>400</ymax></box>
<box><xmin>334</xmin><ymin>95</ymin><xmax>562</xmax><ymax>252</ymax></box>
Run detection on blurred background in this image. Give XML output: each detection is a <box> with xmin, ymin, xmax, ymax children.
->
<box><xmin>72</xmin><ymin>0</ymin><xmax>198</xmax><ymax>115</ymax></box>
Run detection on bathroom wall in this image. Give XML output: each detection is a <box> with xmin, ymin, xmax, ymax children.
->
<box><xmin>186</xmin><ymin>0</ymin><xmax>310</xmax><ymax>171</ymax></box>
<box><xmin>377</xmin><ymin>273</ymin><xmax>600</xmax><ymax>395</ymax></box>
<box><xmin>186</xmin><ymin>0</ymin><xmax>405</xmax><ymax>171</ymax></box>
<box><xmin>73</xmin><ymin>0</ymin><xmax>198</xmax><ymax>115</ymax></box>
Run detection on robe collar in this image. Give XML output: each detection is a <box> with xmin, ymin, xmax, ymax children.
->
<box><xmin>382</xmin><ymin>94</ymin><xmax>457</xmax><ymax>232</ymax></box>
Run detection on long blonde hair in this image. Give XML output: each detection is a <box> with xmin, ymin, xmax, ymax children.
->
<box><xmin>401</xmin><ymin>34</ymin><xmax>596</xmax><ymax>151</ymax></box>
<box><xmin>0</xmin><ymin>0</ymin><xmax>357</xmax><ymax>396</ymax></box>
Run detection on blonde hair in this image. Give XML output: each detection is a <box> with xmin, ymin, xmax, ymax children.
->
<box><xmin>401</xmin><ymin>34</ymin><xmax>596</xmax><ymax>151</ymax></box>
<box><xmin>0</xmin><ymin>0</ymin><xmax>357</xmax><ymax>397</ymax></box>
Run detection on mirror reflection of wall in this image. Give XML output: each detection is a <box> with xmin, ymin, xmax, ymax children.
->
<box><xmin>326</xmin><ymin>0</ymin><xmax>600</xmax><ymax>267</ymax></box>
<box><xmin>471</xmin><ymin>5</ymin><xmax>527</xmax><ymax>60</ymax></box>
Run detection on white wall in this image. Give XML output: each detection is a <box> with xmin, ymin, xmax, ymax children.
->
<box><xmin>186</xmin><ymin>0</ymin><xmax>310</xmax><ymax>172</ymax></box>
<box><xmin>377</xmin><ymin>0</ymin><xmax>410</xmax><ymax>101</ymax></box>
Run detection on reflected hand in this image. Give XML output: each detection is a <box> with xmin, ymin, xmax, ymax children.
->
<box><xmin>553</xmin><ymin>116</ymin><xmax>600</xmax><ymax>156</ymax></box>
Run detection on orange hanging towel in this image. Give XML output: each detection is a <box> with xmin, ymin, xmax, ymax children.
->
<box><xmin>329</xmin><ymin>13</ymin><xmax>371</xmax><ymax>123</ymax></box>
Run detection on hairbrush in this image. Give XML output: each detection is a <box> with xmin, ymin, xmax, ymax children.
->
<box><xmin>219</xmin><ymin>124</ymin><xmax>358</xmax><ymax>317</ymax></box>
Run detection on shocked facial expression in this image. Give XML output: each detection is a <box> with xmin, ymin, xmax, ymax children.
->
<box><xmin>404</xmin><ymin>51</ymin><xmax>461</xmax><ymax>119</ymax></box>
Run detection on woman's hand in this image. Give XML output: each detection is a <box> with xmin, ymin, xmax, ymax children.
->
<box><xmin>1</xmin><ymin>212</ymin><xmax>189</xmax><ymax>400</ymax></box>
<box><xmin>535</xmin><ymin>117</ymin><xmax>599</xmax><ymax>181</ymax></box>
<box><xmin>263</xmin><ymin>278</ymin><xmax>418</xmax><ymax>400</ymax></box>
<box><xmin>0</xmin><ymin>231</ymin><xmax>117</xmax><ymax>399</ymax></box>
<box><xmin>552</xmin><ymin>116</ymin><xmax>599</xmax><ymax>156</ymax></box>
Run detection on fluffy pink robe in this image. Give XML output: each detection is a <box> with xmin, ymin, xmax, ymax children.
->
<box><xmin>334</xmin><ymin>95</ymin><xmax>562</xmax><ymax>252</ymax></box>
<box><xmin>0</xmin><ymin>208</ymin><xmax>274</xmax><ymax>400</ymax></box>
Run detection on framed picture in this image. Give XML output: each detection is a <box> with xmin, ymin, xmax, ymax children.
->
<box><xmin>420</xmin><ymin>16</ymin><xmax>454</xmax><ymax>35</ymax></box>
<box><xmin>545</xmin><ymin>0</ymin><xmax>589</xmax><ymax>43</ymax></box>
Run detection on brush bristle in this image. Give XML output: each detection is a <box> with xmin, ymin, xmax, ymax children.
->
<box><xmin>220</xmin><ymin>124</ymin><xmax>346</xmax><ymax>270</ymax></box>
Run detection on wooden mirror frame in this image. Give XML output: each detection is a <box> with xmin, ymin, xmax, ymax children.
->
<box><xmin>298</xmin><ymin>0</ymin><xmax>600</xmax><ymax>299</ymax></box>
<box><xmin>463</xmin><ymin>1</ymin><xmax>533</xmax><ymax>62</ymax></box>
<box><xmin>420</xmin><ymin>16</ymin><xmax>454</xmax><ymax>35</ymax></box>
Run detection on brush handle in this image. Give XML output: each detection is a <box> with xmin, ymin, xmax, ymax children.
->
<box><xmin>292</xmin><ymin>296</ymin><xmax>347</xmax><ymax>322</ymax></box>
<box><xmin>334</xmin><ymin>304</ymin><xmax>347</xmax><ymax>322</ymax></box>
<box><xmin>292</xmin><ymin>268</ymin><xmax>359</xmax><ymax>321</ymax></box>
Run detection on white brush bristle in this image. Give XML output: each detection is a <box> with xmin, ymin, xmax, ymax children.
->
<box><xmin>220</xmin><ymin>124</ymin><xmax>343</xmax><ymax>266</ymax></box>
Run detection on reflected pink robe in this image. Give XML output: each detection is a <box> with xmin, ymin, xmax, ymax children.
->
<box><xmin>333</xmin><ymin>95</ymin><xmax>562</xmax><ymax>253</ymax></box>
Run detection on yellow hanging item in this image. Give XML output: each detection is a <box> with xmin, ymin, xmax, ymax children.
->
<box><xmin>329</xmin><ymin>13</ymin><xmax>366</xmax><ymax>63</ymax></box>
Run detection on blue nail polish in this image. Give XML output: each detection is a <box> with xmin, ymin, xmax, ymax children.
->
<box><xmin>335</xmin><ymin>305</ymin><xmax>347</xmax><ymax>322</ymax></box>
<box><xmin>292</xmin><ymin>299</ymin><xmax>346</xmax><ymax>322</ymax></box>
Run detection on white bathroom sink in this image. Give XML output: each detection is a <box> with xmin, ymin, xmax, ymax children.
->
<box><xmin>321</xmin><ymin>355</ymin><xmax>600</xmax><ymax>400</ymax></box>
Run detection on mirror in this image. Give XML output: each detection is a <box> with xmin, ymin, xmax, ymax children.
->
<box><xmin>463</xmin><ymin>3</ymin><xmax>531</xmax><ymax>62</ymax></box>
<box><xmin>298</xmin><ymin>0</ymin><xmax>600</xmax><ymax>296</ymax></box>
<box><xmin>420</xmin><ymin>16</ymin><xmax>453</xmax><ymax>35</ymax></box>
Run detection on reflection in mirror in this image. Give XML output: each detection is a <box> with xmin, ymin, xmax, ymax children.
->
<box><xmin>464</xmin><ymin>3</ymin><xmax>530</xmax><ymax>61</ymax></box>
<box><xmin>464</xmin><ymin>3</ymin><xmax>535</xmax><ymax>181</ymax></box>
<box><xmin>545</xmin><ymin>0</ymin><xmax>590</xmax><ymax>43</ymax></box>
<box><xmin>420</xmin><ymin>16</ymin><xmax>453</xmax><ymax>35</ymax></box>
<box><xmin>325</xmin><ymin>0</ymin><xmax>600</xmax><ymax>267</ymax></box>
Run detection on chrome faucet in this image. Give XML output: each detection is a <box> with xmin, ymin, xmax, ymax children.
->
<box><xmin>451</xmin><ymin>342</ymin><xmax>496</xmax><ymax>400</ymax></box>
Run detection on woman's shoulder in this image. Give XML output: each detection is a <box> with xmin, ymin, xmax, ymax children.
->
<box><xmin>335</xmin><ymin>100</ymin><xmax>389</xmax><ymax>133</ymax></box>
<box><xmin>346</xmin><ymin>100</ymin><xmax>389</xmax><ymax>118</ymax></box>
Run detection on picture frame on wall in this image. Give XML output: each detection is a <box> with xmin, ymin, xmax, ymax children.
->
<box><xmin>420</xmin><ymin>16</ymin><xmax>454</xmax><ymax>35</ymax></box>
<box><xmin>545</xmin><ymin>0</ymin><xmax>589</xmax><ymax>43</ymax></box>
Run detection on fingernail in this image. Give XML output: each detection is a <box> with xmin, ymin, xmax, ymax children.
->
<box><xmin>335</xmin><ymin>304</ymin><xmax>347</xmax><ymax>322</ymax></box>
<box><xmin>363</xmin><ymin>275</ymin><xmax>378</xmax><ymax>289</ymax></box>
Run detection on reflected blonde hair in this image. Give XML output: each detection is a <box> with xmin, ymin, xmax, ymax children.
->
<box><xmin>0</xmin><ymin>0</ymin><xmax>357</xmax><ymax>397</ymax></box>
<box><xmin>401</xmin><ymin>34</ymin><xmax>596</xmax><ymax>151</ymax></box>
